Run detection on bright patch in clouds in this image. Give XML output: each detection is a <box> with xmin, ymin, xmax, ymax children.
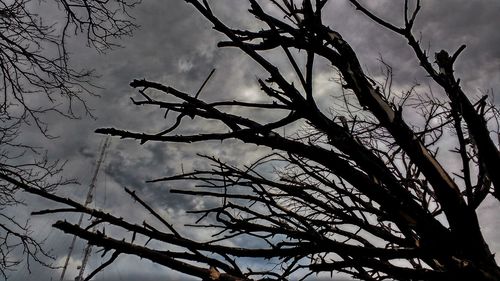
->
<box><xmin>177</xmin><ymin>57</ymin><xmax>194</xmax><ymax>72</ymax></box>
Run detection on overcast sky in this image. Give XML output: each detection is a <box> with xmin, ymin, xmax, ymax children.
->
<box><xmin>7</xmin><ymin>0</ymin><xmax>500</xmax><ymax>280</ymax></box>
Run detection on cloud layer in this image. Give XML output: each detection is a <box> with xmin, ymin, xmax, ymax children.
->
<box><xmin>9</xmin><ymin>1</ymin><xmax>500</xmax><ymax>280</ymax></box>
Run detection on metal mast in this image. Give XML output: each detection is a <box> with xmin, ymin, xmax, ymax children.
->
<box><xmin>59</xmin><ymin>137</ymin><xmax>110</xmax><ymax>281</ymax></box>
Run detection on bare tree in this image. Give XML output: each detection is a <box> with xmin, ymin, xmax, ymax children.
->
<box><xmin>6</xmin><ymin>0</ymin><xmax>500</xmax><ymax>280</ymax></box>
<box><xmin>0</xmin><ymin>0</ymin><xmax>138</xmax><ymax>278</ymax></box>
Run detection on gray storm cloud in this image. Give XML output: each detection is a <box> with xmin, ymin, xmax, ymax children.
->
<box><xmin>9</xmin><ymin>1</ymin><xmax>500</xmax><ymax>280</ymax></box>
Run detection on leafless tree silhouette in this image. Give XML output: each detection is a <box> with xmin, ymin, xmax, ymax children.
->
<box><xmin>0</xmin><ymin>0</ymin><xmax>138</xmax><ymax>277</ymax></box>
<box><xmin>7</xmin><ymin>0</ymin><xmax>500</xmax><ymax>280</ymax></box>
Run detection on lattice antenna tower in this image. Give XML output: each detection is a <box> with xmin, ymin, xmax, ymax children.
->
<box><xmin>59</xmin><ymin>136</ymin><xmax>111</xmax><ymax>281</ymax></box>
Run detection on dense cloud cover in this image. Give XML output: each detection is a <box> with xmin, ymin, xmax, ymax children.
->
<box><xmin>8</xmin><ymin>1</ymin><xmax>500</xmax><ymax>280</ymax></box>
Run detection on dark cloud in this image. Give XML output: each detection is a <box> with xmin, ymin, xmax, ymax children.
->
<box><xmin>11</xmin><ymin>1</ymin><xmax>500</xmax><ymax>280</ymax></box>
